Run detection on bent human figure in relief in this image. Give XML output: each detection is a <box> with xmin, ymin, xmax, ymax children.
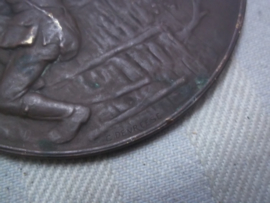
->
<box><xmin>0</xmin><ymin>0</ymin><xmax>91</xmax><ymax>143</ymax></box>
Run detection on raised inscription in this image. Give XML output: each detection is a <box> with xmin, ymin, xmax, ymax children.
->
<box><xmin>106</xmin><ymin>113</ymin><xmax>162</xmax><ymax>141</ymax></box>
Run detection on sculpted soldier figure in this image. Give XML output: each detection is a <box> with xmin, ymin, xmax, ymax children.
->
<box><xmin>0</xmin><ymin>0</ymin><xmax>91</xmax><ymax>143</ymax></box>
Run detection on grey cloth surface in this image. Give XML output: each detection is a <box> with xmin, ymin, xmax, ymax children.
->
<box><xmin>0</xmin><ymin>0</ymin><xmax>270</xmax><ymax>202</ymax></box>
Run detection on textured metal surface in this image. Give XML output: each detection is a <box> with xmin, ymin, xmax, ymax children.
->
<box><xmin>0</xmin><ymin>0</ymin><xmax>246</xmax><ymax>157</ymax></box>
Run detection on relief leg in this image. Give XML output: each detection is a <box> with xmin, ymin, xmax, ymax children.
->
<box><xmin>0</xmin><ymin>47</ymin><xmax>91</xmax><ymax>143</ymax></box>
<box><xmin>22</xmin><ymin>93</ymin><xmax>91</xmax><ymax>144</ymax></box>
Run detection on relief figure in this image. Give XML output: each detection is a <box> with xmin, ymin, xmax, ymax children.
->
<box><xmin>0</xmin><ymin>0</ymin><xmax>90</xmax><ymax>143</ymax></box>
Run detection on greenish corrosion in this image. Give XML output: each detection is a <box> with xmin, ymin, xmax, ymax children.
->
<box><xmin>176</xmin><ymin>105</ymin><xmax>183</xmax><ymax>111</ymax></box>
<box><xmin>38</xmin><ymin>140</ymin><xmax>57</xmax><ymax>151</ymax></box>
<box><xmin>88</xmin><ymin>81</ymin><xmax>101</xmax><ymax>89</ymax></box>
<box><xmin>76</xmin><ymin>75</ymin><xmax>101</xmax><ymax>89</ymax></box>
<box><xmin>92</xmin><ymin>82</ymin><xmax>100</xmax><ymax>88</ymax></box>
<box><xmin>195</xmin><ymin>76</ymin><xmax>208</xmax><ymax>89</ymax></box>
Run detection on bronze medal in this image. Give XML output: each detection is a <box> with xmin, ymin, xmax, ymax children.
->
<box><xmin>0</xmin><ymin>0</ymin><xmax>246</xmax><ymax>157</ymax></box>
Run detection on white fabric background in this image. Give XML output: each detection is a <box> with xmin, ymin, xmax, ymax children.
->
<box><xmin>0</xmin><ymin>0</ymin><xmax>269</xmax><ymax>202</ymax></box>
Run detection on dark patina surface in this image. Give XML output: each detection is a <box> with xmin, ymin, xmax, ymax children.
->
<box><xmin>0</xmin><ymin>0</ymin><xmax>246</xmax><ymax>157</ymax></box>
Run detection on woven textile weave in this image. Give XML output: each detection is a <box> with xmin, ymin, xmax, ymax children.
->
<box><xmin>0</xmin><ymin>0</ymin><xmax>270</xmax><ymax>202</ymax></box>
